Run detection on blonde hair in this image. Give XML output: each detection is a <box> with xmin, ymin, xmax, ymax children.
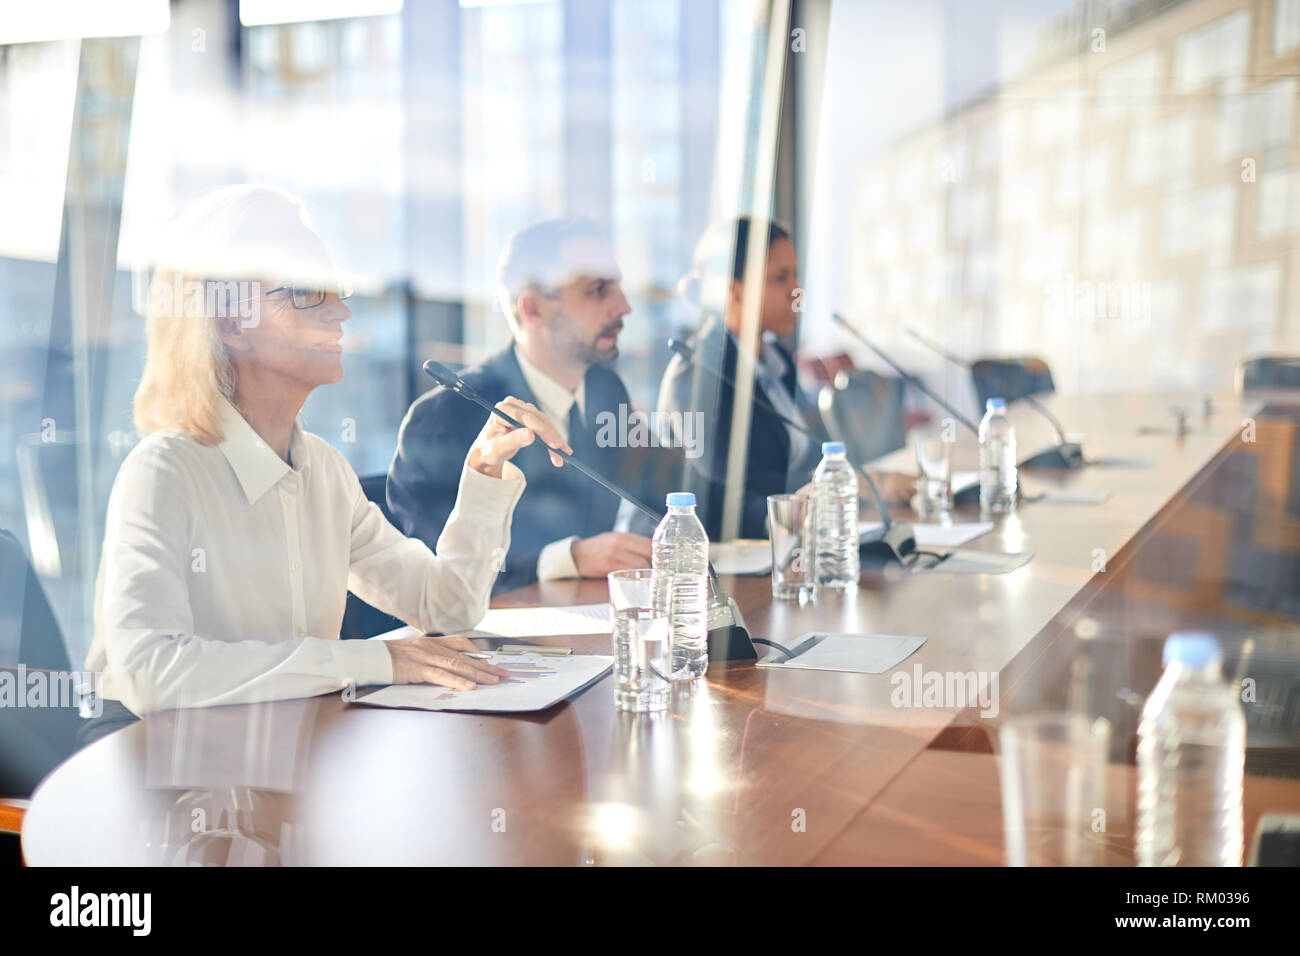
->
<box><xmin>132</xmin><ymin>184</ymin><xmax>332</xmax><ymax>445</ymax></box>
<box><xmin>133</xmin><ymin>265</ymin><xmax>238</xmax><ymax>445</ymax></box>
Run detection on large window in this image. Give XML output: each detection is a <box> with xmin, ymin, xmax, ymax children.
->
<box><xmin>0</xmin><ymin>0</ymin><xmax>781</xmax><ymax>662</ymax></box>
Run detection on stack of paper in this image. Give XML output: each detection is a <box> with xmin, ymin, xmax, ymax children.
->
<box><xmin>756</xmin><ymin>632</ymin><xmax>926</xmax><ymax>674</ymax></box>
<box><xmin>466</xmin><ymin>603</ymin><xmax>612</xmax><ymax>638</ymax></box>
<box><xmin>859</xmin><ymin>520</ymin><xmax>994</xmax><ymax>548</ymax></box>
<box><xmin>710</xmin><ymin>540</ymin><xmax>772</xmax><ymax>575</ymax></box>
<box><xmin>356</xmin><ymin>652</ymin><xmax>613</xmax><ymax>712</ymax></box>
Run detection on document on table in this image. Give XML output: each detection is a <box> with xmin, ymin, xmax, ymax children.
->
<box><xmin>1037</xmin><ymin>489</ymin><xmax>1113</xmax><ymax>505</ymax></box>
<box><xmin>911</xmin><ymin>548</ymin><xmax>1034</xmax><ymax>574</ymax></box>
<box><xmin>356</xmin><ymin>652</ymin><xmax>613</xmax><ymax>713</ymax></box>
<box><xmin>710</xmin><ymin>540</ymin><xmax>772</xmax><ymax>575</ymax></box>
<box><xmin>465</xmin><ymin>603</ymin><xmax>612</xmax><ymax>639</ymax></box>
<box><xmin>859</xmin><ymin>520</ymin><xmax>994</xmax><ymax>549</ymax></box>
<box><xmin>952</xmin><ymin>470</ymin><xmax>979</xmax><ymax>493</ymax></box>
<box><xmin>756</xmin><ymin>632</ymin><xmax>926</xmax><ymax>674</ymax></box>
<box><xmin>1092</xmin><ymin>454</ymin><xmax>1155</xmax><ymax>469</ymax></box>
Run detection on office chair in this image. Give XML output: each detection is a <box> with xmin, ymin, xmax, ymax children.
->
<box><xmin>339</xmin><ymin>475</ymin><xmax>405</xmax><ymax>640</ymax></box>
<box><xmin>970</xmin><ymin>357</ymin><xmax>1056</xmax><ymax>408</ymax></box>
<box><xmin>0</xmin><ymin>530</ymin><xmax>84</xmax><ymax>866</ymax></box>
<box><xmin>0</xmin><ymin>530</ymin><xmax>71</xmax><ymax>671</ymax></box>
<box><xmin>817</xmin><ymin>369</ymin><xmax>907</xmax><ymax>464</ymax></box>
<box><xmin>0</xmin><ymin>798</ymin><xmax>27</xmax><ymax>865</ymax></box>
<box><xmin>1236</xmin><ymin>356</ymin><xmax>1300</xmax><ymax>392</ymax></box>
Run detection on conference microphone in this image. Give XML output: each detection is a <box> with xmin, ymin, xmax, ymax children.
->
<box><xmin>667</xmin><ymin>338</ymin><xmax>917</xmax><ymax>565</ymax></box>
<box><xmin>422</xmin><ymin>359</ymin><xmax>663</xmax><ymax>523</ymax></box>
<box><xmin>905</xmin><ymin>328</ymin><xmax>1086</xmax><ymax>470</ymax></box>
<box><xmin>831</xmin><ymin>312</ymin><xmax>996</xmax><ymax>506</ymax></box>
<box><xmin>830</xmin><ymin>313</ymin><xmax>980</xmax><ymax>436</ymax></box>
<box><xmin>421</xmin><ymin>358</ymin><xmax>756</xmax><ymax>661</ymax></box>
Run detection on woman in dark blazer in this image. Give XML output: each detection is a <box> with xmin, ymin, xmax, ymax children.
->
<box><xmin>658</xmin><ymin>217</ymin><xmax>910</xmax><ymax>539</ymax></box>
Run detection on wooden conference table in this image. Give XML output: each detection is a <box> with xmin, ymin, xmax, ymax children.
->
<box><xmin>22</xmin><ymin>390</ymin><xmax>1300</xmax><ymax>865</ymax></box>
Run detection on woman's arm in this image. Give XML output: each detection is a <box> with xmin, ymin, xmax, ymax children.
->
<box><xmin>99</xmin><ymin>445</ymin><xmax>396</xmax><ymax>716</ymax></box>
<box><xmin>348</xmin><ymin>398</ymin><xmax>571</xmax><ymax>634</ymax></box>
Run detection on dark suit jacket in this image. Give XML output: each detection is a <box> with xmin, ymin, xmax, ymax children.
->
<box><xmin>388</xmin><ymin>344</ymin><xmax>680</xmax><ymax>594</ymax></box>
<box><xmin>657</xmin><ymin>316</ymin><xmax>828</xmax><ymax>540</ymax></box>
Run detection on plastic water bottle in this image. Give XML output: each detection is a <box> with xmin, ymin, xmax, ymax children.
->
<box><xmin>1136</xmin><ymin>632</ymin><xmax>1246</xmax><ymax>867</ymax></box>
<box><xmin>651</xmin><ymin>492</ymin><xmax>710</xmax><ymax>680</ymax></box>
<box><xmin>810</xmin><ymin>441</ymin><xmax>859</xmax><ymax>592</ymax></box>
<box><xmin>978</xmin><ymin>397</ymin><xmax>1017</xmax><ymax>513</ymax></box>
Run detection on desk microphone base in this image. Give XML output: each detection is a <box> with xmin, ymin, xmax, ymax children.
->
<box><xmin>1022</xmin><ymin>442</ymin><xmax>1086</xmax><ymax>469</ymax></box>
<box><xmin>860</xmin><ymin>522</ymin><xmax>917</xmax><ymax>565</ymax></box>
<box><xmin>706</xmin><ymin>596</ymin><xmax>757</xmax><ymax>661</ymax></box>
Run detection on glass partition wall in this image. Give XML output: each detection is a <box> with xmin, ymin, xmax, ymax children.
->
<box><xmin>0</xmin><ymin>0</ymin><xmax>794</xmax><ymax>665</ymax></box>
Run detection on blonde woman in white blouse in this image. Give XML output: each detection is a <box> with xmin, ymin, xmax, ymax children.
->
<box><xmin>86</xmin><ymin>185</ymin><xmax>571</xmax><ymax>716</ymax></box>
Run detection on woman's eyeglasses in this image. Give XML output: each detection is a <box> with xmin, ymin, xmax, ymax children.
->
<box><xmin>265</xmin><ymin>283</ymin><xmax>354</xmax><ymax>310</ymax></box>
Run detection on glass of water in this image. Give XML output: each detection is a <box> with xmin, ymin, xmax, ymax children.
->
<box><xmin>998</xmin><ymin>713</ymin><xmax>1111</xmax><ymax>866</ymax></box>
<box><xmin>913</xmin><ymin>430</ymin><xmax>954</xmax><ymax>520</ymax></box>
<box><xmin>606</xmin><ymin>569</ymin><xmax>672</xmax><ymax>713</ymax></box>
<box><xmin>766</xmin><ymin>493</ymin><xmax>810</xmax><ymax>600</ymax></box>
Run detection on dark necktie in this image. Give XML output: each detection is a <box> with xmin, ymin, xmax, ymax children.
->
<box><xmin>567</xmin><ymin>401</ymin><xmax>585</xmax><ymax>457</ymax></box>
<box><xmin>567</xmin><ymin>401</ymin><xmax>600</xmax><ymax>535</ymax></box>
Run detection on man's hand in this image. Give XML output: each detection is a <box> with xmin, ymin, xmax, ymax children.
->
<box><xmin>385</xmin><ymin>634</ymin><xmax>511</xmax><ymax>691</ymax></box>
<box><xmin>796</xmin><ymin>469</ymin><xmax>916</xmax><ymax>507</ymax></box>
<box><xmin>467</xmin><ymin>396</ymin><xmax>572</xmax><ymax>479</ymax></box>
<box><xmin>864</xmin><ymin>470</ymin><xmax>916</xmax><ymax>506</ymax></box>
<box><xmin>571</xmin><ymin>532</ymin><xmax>654</xmax><ymax>578</ymax></box>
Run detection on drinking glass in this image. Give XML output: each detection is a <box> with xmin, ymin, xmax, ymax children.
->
<box><xmin>998</xmin><ymin>713</ymin><xmax>1111</xmax><ymax>866</ymax></box>
<box><xmin>766</xmin><ymin>494</ymin><xmax>810</xmax><ymax>601</ymax></box>
<box><xmin>606</xmin><ymin>569</ymin><xmax>672</xmax><ymax>713</ymax></box>
<box><xmin>913</xmin><ymin>431</ymin><xmax>954</xmax><ymax>520</ymax></box>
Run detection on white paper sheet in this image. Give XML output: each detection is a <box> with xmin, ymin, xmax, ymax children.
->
<box><xmin>465</xmin><ymin>603</ymin><xmax>612</xmax><ymax>639</ymax></box>
<box><xmin>911</xmin><ymin>548</ymin><xmax>1033</xmax><ymax>574</ymax></box>
<box><xmin>859</xmin><ymin>520</ymin><xmax>994</xmax><ymax>548</ymax></box>
<box><xmin>710</xmin><ymin>540</ymin><xmax>772</xmax><ymax>575</ymax></box>
<box><xmin>355</xmin><ymin>652</ymin><xmax>613</xmax><ymax>712</ymax></box>
<box><xmin>952</xmin><ymin>470</ymin><xmax>979</xmax><ymax>492</ymax></box>
<box><xmin>756</xmin><ymin>632</ymin><xmax>926</xmax><ymax>674</ymax></box>
<box><xmin>1038</xmin><ymin>489</ymin><xmax>1113</xmax><ymax>505</ymax></box>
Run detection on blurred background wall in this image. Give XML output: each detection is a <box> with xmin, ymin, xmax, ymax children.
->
<box><xmin>1</xmin><ymin>0</ymin><xmax>1296</xmax><ymax>660</ymax></box>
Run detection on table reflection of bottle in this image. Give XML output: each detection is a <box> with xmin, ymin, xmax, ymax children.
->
<box><xmin>582</xmin><ymin>684</ymin><xmax>738</xmax><ymax>866</ymax></box>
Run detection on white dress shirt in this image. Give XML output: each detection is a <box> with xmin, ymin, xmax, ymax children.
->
<box><xmin>86</xmin><ymin>398</ymin><xmax>524</xmax><ymax>715</ymax></box>
<box><xmin>513</xmin><ymin>347</ymin><xmax>588</xmax><ymax>580</ymax></box>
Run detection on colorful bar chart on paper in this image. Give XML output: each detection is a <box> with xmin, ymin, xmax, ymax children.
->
<box><xmin>356</xmin><ymin>653</ymin><xmax>612</xmax><ymax>713</ymax></box>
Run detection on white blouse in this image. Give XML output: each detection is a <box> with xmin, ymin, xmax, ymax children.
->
<box><xmin>87</xmin><ymin>398</ymin><xmax>524</xmax><ymax>715</ymax></box>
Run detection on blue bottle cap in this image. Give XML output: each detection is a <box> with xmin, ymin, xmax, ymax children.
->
<box><xmin>987</xmin><ymin>398</ymin><xmax>1006</xmax><ymax>410</ymax></box>
<box><xmin>666</xmin><ymin>492</ymin><xmax>696</xmax><ymax>507</ymax></box>
<box><xmin>1163</xmin><ymin>632</ymin><xmax>1223</xmax><ymax>668</ymax></box>
<box><xmin>822</xmin><ymin>441</ymin><xmax>846</xmax><ymax>455</ymax></box>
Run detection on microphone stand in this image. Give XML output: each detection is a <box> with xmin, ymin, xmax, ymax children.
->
<box><xmin>831</xmin><ymin>313</ymin><xmax>979</xmax><ymax>435</ymax></box>
<box><xmin>905</xmin><ymin>328</ymin><xmax>1086</xmax><ymax>469</ymax></box>
<box><xmin>422</xmin><ymin>359</ymin><xmax>756</xmax><ymax>661</ymax></box>
<box><xmin>668</xmin><ymin>339</ymin><xmax>916</xmax><ymax>564</ymax></box>
<box><xmin>832</xmin><ymin>313</ymin><xmax>986</xmax><ymax>506</ymax></box>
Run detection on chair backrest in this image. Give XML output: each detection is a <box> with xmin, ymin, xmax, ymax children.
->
<box><xmin>970</xmin><ymin>357</ymin><xmax>1056</xmax><ymax>408</ymax></box>
<box><xmin>817</xmin><ymin>369</ymin><xmax>906</xmax><ymax>464</ymax></box>
<box><xmin>359</xmin><ymin>473</ymin><xmax>395</xmax><ymax>523</ymax></box>
<box><xmin>1236</xmin><ymin>356</ymin><xmax>1300</xmax><ymax>392</ymax></box>
<box><xmin>0</xmin><ymin>532</ymin><xmax>80</xmax><ymax>806</ymax></box>
<box><xmin>0</xmin><ymin>529</ymin><xmax>70</xmax><ymax>671</ymax></box>
<box><xmin>340</xmin><ymin>476</ymin><xmax>404</xmax><ymax>640</ymax></box>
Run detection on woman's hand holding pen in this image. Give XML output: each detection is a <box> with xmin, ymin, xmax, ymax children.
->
<box><xmin>467</xmin><ymin>396</ymin><xmax>572</xmax><ymax>479</ymax></box>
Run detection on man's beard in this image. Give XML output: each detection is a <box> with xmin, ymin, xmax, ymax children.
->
<box><xmin>582</xmin><ymin>339</ymin><xmax>619</xmax><ymax>364</ymax></box>
<box><xmin>573</xmin><ymin>321</ymin><xmax>622</xmax><ymax>365</ymax></box>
